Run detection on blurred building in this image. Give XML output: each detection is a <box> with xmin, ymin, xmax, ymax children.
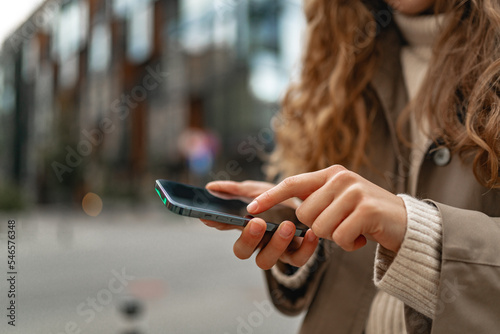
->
<box><xmin>0</xmin><ymin>0</ymin><xmax>304</xmax><ymax>207</ymax></box>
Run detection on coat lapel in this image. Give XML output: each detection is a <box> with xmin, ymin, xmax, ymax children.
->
<box><xmin>370</xmin><ymin>26</ymin><xmax>411</xmax><ymax>194</ymax></box>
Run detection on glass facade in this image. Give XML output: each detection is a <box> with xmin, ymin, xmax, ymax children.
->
<box><xmin>0</xmin><ymin>0</ymin><xmax>305</xmax><ymax>206</ymax></box>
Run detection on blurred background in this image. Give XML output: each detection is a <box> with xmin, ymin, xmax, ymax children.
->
<box><xmin>0</xmin><ymin>0</ymin><xmax>306</xmax><ymax>333</ymax></box>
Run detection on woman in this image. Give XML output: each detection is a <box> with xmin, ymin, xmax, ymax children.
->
<box><xmin>203</xmin><ymin>0</ymin><xmax>500</xmax><ymax>333</ymax></box>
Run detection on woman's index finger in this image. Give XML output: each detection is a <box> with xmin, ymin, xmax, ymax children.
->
<box><xmin>206</xmin><ymin>180</ymin><xmax>240</xmax><ymax>193</ymax></box>
<box><xmin>247</xmin><ymin>172</ymin><xmax>325</xmax><ymax>214</ymax></box>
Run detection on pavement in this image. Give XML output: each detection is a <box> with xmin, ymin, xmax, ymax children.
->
<box><xmin>0</xmin><ymin>204</ymin><xmax>304</xmax><ymax>334</ymax></box>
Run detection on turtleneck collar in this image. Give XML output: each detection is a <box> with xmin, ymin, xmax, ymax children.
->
<box><xmin>393</xmin><ymin>12</ymin><xmax>445</xmax><ymax>47</ymax></box>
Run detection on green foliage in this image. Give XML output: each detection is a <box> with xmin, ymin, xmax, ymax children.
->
<box><xmin>0</xmin><ymin>182</ymin><xmax>26</xmax><ymax>211</ymax></box>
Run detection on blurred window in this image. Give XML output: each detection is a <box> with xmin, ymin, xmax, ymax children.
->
<box><xmin>89</xmin><ymin>23</ymin><xmax>111</xmax><ymax>73</ymax></box>
<box><xmin>213</xmin><ymin>0</ymin><xmax>238</xmax><ymax>48</ymax></box>
<box><xmin>126</xmin><ymin>1</ymin><xmax>153</xmax><ymax>63</ymax></box>
<box><xmin>22</xmin><ymin>38</ymin><xmax>40</xmax><ymax>82</ymax></box>
<box><xmin>0</xmin><ymin>59</ymin><xmax>16</xmax><ymax>113</ymax></box>
<box><xmin>179</xmin><ymin>0</ymin><xmax>213</xmax><ymax>54</ymax></box>
<box><xmin>279</xmin><ymin>0</ymin><xmax>305</xmax><ymax>77</ymax></box>
<box><xmin>248</xmin><ymin>1</ymin><xmax>279</xmax><ymax>53</ymax></box>
<box><xmin>59</xmin><ymin>54</ymin><xmax>79</xmax><ymax>89</ymax></box>
<box><xmin>247</xmin><ymin>0</ymin><xmax>304</xmax><ymax>103</ymax></box>
<box><xmin>249</xmin><ymin>51</ymin><xmax>287</xmax><ymax>103</ymax></box>
<box><xmin>113</xmin><ymin>0</ymin><xmax>135</xmax><ymax>18</ymax></box>
<box><xmin>54</xmin><ymin>0</ymin><xmax>88</xmax><ymax>63</ymax></box>
<box><xmin>0</xmin><ymin>67</ymin><xmax>5</xmax><ymax>114</ymax></box>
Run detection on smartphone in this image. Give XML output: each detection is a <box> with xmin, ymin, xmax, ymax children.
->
<box><xmin>155</xmin><ymin>179</ymin><xmax>307</xmax><ymax>237</ymax></box>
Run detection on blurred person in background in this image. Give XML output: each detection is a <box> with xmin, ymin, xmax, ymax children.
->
<box><xmin>178</xmin><ymin>127</ymin><xmax>220</xmax><ymax>184</ymax></box>
<box><xmin>202</xmin><ymin>0</ymin><xmax>500</xmax><ymax>333</ymax></box>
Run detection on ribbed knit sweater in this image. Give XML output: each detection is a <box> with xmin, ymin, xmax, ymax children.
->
<box><xmin>270</xmin><ymin>11</ymin><xmax>446</xmax><ymax>334</ymax></box>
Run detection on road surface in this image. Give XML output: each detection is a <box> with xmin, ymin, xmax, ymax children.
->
<box><xmin>0</xmin><ymin>204</ymin><xmax>304</xmax><ymax>333</ymax></box>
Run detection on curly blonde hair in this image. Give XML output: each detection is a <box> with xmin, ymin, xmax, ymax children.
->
<box><xmin>267</xmin><ymin>0</ymin><xmax>500</xmax><ymax>189</ymax></box>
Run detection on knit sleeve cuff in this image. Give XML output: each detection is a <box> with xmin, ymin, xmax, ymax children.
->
<box><xmin>374</xmin><ymin>194</ymin><xmax>443</xmax><ymax>319</ymax></box>
<box><xmin>270</xmin><ymin>239</ymin><xmax>323</xmax><ymax>290</ymax></box>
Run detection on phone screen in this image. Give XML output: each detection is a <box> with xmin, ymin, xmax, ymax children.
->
<box><xmin>156</xmin><ymin>180</ymin><xmax>308</xmax><ymax>236</ymax></box>
<box><xmin>160</xmin><ymin>180</ymin><xmax>249</xmax><ymax>216</ymax></box>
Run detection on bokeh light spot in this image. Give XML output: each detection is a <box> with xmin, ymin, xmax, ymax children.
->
<box><xmin>82</xmin><ymin>192</ymin><xmax>103</xmax><ymax>217</ymax></box>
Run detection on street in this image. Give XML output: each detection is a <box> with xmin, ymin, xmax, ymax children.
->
<box><xmin>0</xmin><ymin>204</ymin><xmax>303</xmax><ymax>333</ymax></box>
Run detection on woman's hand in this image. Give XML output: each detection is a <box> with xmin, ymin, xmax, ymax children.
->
<box><xmin>201</xmin><ymin>180</ymin><xmax>319</xmax><ymax>270</ymax></box>
<box><xmin>246</xmin><ymin>165</ymin><xmax>407</xmax><ymax>253</ymax></box>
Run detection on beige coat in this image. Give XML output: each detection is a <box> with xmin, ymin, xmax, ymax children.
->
<box><xmin>264</xmin><ymin>25</ymin><xmax>500</xmax><ymax>334</ymax></box>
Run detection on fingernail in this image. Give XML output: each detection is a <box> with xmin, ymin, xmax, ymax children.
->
<box><xmin>247</xmin><ymin>201</ymin><xmax>258</xmax><ymax>212</ymax></box>
<box><xmin>307</xmin><ymin>230</ymin><xmax>317</xmax><ymax>242</ymax></box>
<box><xmin>249</xmin><ymin>221</ymin><xmax>263</xmax><ymax>236</ymax></box>
<box><xmin>279</xmin><ymin>223</ymin><xmax>293</xmax><ymax>238</ymax></box>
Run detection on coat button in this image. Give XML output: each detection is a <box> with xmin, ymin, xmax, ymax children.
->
<box><xmin>433</xmin><ymin>147</ymin><xmax>451</xmax><ymax>166</ymax></box>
